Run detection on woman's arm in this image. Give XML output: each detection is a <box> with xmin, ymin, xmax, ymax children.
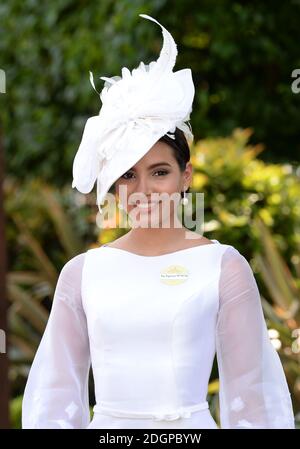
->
<box><xmin>215</xmin><ymin>246</ymin><xmax>295</xmax><ymax>429</ymax></box>
<box><xmin>22</xmin><ymin>253</ymin><xmax>91</xmax><ymax>429</ymax></box>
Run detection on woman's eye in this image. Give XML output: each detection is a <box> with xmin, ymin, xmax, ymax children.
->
<box><xmin>121</xmin><ymin>170</ymin><xmax>169</xmax><ymax>179</ymax></box>
<box><xmin>121</xmin><ymin>172</ymin><xmax>135</xmax><ymax>179</ymax></box>
<box><xmin>154</xmin><ymin>170</ymin><xmax>169</xmax><ymax>176</ymax></box>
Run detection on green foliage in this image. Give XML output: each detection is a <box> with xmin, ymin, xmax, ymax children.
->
<box><xmin>1</xmin><ymin>0</ymin><xmax>300</xmax><ymax>188</ymax></box>
<box><xmin>5</xmin><ymin>127</ymin><xmax>300</xmax><ymax>428</ymax></box>
<box><xmin>2</xmin><ymin>0</ymin><xmax>300</xmax><ymax>427</ymax></box>
<box><xmin>189</xmin><ymin>128</ymin><xmax>300</xmax><ymax>427</ymax></box>
<box><xmin>10</xmin><ymin>395</ymin><xmax>23</xmax><ymax>429</ymax></box>
<box><xmin>5</xmin><ymin>179</ymin><xmax>89</xmax><ymax>390</ymax></box>
<box><xmin>190</xmin><ymin>128</ymin><xmax>300</xmax><ymax>258</ymax></box>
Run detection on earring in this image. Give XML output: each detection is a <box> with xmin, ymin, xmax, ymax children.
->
<box><xmin>180</xmin><ymin>188</ymin><xmax>189</xmax><ymax>206</ymax></box>
<box><xmin>117</xmin><ymin>201</ymin><xmax>124</xmax><ymax>210</ymax></box>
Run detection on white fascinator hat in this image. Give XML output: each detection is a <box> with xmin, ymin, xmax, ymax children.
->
<box><xmin>71</xmin><ymin>13</ymin><xmax>195</xmax><ymax>213</ymax></box>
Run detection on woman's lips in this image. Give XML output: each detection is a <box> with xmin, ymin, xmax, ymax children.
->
<box><xmin>134</xmin><ymin>202</ymin><xmax>159</xmax><ymax>212</ymax></box>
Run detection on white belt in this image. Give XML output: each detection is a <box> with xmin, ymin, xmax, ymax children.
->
<box><xmin>93</xmin><ymin>400</ymin><xmax>209</xmax><ymax>421</ymax></box>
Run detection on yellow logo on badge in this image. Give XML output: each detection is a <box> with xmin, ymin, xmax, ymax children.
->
<box><xmin>160</xmin><ymin>265</ymin><xmax>189</xmax><ymax>285</ymax></box>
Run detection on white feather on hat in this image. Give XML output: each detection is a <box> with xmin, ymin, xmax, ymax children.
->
<box><xmin>72</xmin><ymin>13</ymin><xmax>195</xmax><ymax>213</ymax></box>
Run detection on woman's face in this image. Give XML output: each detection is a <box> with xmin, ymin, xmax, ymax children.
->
<box><xmin>114</xmin><ymin>140</ymin><xmax>192</xmax><ymax>228</ymax></box>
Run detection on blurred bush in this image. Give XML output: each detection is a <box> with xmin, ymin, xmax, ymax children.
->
<box><xmin>5</xmin><ymin>127</ymin><xmax>300</xmax><ymax>427</ymax></box>
<box><xmin>1</xmin><ymin>0</ymin><xmax>300</xmax><ymax>190</ymax></box>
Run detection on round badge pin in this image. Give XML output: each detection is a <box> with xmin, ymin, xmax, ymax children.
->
<box><xmin>160</xmin><ymin>265</ymin><xmax>189</xmax><ymax>285</ymax></box>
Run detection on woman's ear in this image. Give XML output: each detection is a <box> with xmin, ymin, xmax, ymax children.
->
<box><xmin>183</xmin><ymin>162</ymin><xmax>193</xmax><ymax>190</ymax></box>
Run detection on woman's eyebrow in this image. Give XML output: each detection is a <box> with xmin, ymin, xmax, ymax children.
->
<box><xmin>130</xmin><ymin>162</ymin><xmax>172</xmax><ymax>171</ymax></box>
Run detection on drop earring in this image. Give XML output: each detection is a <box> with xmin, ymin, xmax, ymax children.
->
<box><xmin>180</xmin><ymin>188</ymin><xmax>189</xmax><ymax>206</ymax></box>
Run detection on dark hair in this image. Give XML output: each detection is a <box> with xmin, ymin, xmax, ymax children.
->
<box><xmin>159</xmin><ymin>127</ymin><xmax>191</xmax><ymax>197</ymax></box>
<box><xmin>110</xmin><ymin>127</ymin><xmax>191</xmax><ymax>197</ymax></box>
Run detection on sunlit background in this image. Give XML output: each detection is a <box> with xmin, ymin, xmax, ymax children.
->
<box><xmin>0</xmin><ymin>0</ymin><xmax>300</xmax><ymax>428</ymax></box>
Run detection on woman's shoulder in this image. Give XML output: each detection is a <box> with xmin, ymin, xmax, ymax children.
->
<box><xmin>61</xmin><ymin>252</ymin><xmax>87</xmax><ymax>275</ymax></box>
<box><xmin>51</xmin><ymin>253</ymin><xmax>89</xmax><ymax>313</ymax></box>
<box><xmin>218</xmin><ymin>243</ymin><xmax>256</xmax><ymax>289</ymax></box>
<box><xmin>181</xmin><ymin>230</ymin><xmax>216</xmax><ymax>247</ymax></box>
<box><xmin>181</xmin><ymin>232</ymin><xmax>245</xmax><ymax>262</ymax></box>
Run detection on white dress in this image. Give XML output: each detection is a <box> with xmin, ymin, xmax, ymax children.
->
<box><xmin>21</xmin><ymin>239</ymin><xmax>295</xmax><ymax>429</ymax></box>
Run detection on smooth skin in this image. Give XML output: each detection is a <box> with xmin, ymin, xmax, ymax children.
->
<box><xmin>106</xmin><ymin>140</ymin><xmax>214</xmax><ymax>257</ymax></box>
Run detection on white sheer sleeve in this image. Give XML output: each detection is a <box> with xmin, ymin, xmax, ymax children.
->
<box><xmin>215</xmin><ymin>246</ymin><xmax>295</xmax><ymax>429</ymax></box>
<box><xmin>22</xmin><ymin>253</ymin><xmax>91</xmax><ymax>429</ymax></box>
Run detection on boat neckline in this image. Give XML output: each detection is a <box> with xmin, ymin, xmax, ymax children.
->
<box><xmin>100</xmin><ymin>239</ymin><xmax>221</xmax><ymax>258</ymax></box>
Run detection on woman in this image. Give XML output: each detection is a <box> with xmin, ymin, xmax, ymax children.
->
<box><xmin>22</xmin><ymin>14</ymin><xmax>295</xmax><ymax>429</ymax></box>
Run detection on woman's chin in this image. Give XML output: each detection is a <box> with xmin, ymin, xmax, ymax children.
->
<box><xmin>128</xmin><ymin>204</ymin><xmax>162</xmax><ymax>227</ymax></box>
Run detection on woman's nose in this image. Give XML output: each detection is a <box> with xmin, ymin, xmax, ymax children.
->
<box><xmin>135</xmin><ymin>176</ymin><xmax>152</xmax><ymax>198</ymax></box>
